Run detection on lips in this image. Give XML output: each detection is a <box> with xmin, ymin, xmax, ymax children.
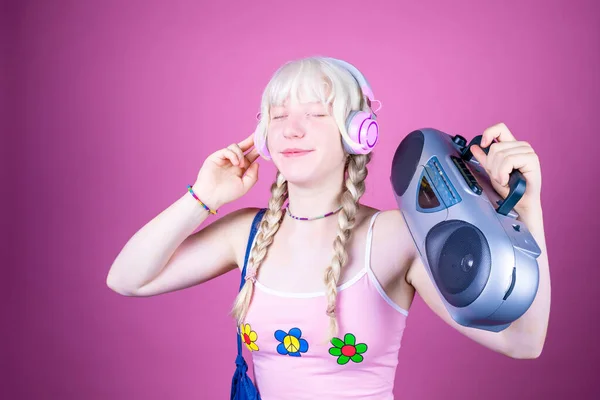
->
<box><xmin>281</xmin><ymin>148</ymin><xmax>313</xmax><ymax>157</ymax></box>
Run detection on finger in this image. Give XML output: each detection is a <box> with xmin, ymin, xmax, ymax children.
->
<box><xmin>244</xmin><ymin>147</ymin><xmax>260</xmax><ymax>164</ymax></box>
<box><xmin>237</xmin><ymin>132</ymin><xmax>256</xmax><ymax>152</ymax></box>
<box><xmin>494</xmin><ymin>151</ymin><xmax>536</xmax><ymax>186</ymax></box>
<box><xmin>242</xmin><ymin>162</ymin><xmax>259</xmax><ymax>191</ymax></box>
<box><xmin>470</xmin><ymin>139</ymin><xmax>526</xmax><ymax>165</ymax></box>
<box><xmin>487</xmin><ymin>141</ymin><xmax>531</xmax><ymax>154</ymax></box>
<box><xmin>227</xmin><ymin>144</ymin><xmax>245</xmax><ymax>167</ymax></box>
<box><xmin>489</xmin><ymin>145</ymin><xmax>535</xmax><ymax>183</ymax></box>
<box><xmin>481</xmin><ymin>122</ymin><xmax>516</xmax><ymax>147</ymax></box>
<box><xmin>472</xmin><ymin>138</ymin><xmax>528</xmax><ymax>168</ymax></box>
<box><xmin>212</xmin><ymin>148</ymin><xmax>239</xmax><ymax>167</ymax></box>
<box><xmin>470</xmin><ymin>145</ymin><xmax>488</xmax><ymax>168</ymax></box>
<box><xmin>486</xmin><ymin>142</ymin><xmax>531</xmax><ymax>169</ymax></box>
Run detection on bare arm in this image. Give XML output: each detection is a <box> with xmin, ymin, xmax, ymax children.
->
<box><xmin>106</xmin><ymin>134</ymin><xmax>262</xmax><ymax>297</ymax></box>
<box><xmin>405</xmin><ymin>254</ymin><xmax>515</xmax><ymax>357</ymax></box>
<box><xmin>106</xmin><ymin>187</ymin><xmax>260</xmax><ymax>296</ymax></box>
<box><xmin>490</xmin><ymin>206</ymin><xmax>549</xmax><ymax>358</ymax></box>
<box><xmin>403</xmin><ymin>207</ymin><xmax>547</xmax><ymax>359</ymax></box>
<box><xmin>376</xmin><ymin>210</ymin><xmax>535</xmax><ymax>359</ymax></box>
<box><xmin>106</xmin><ymin>190</ymin><xmax>209</xmax><ymax>295</ymax></box>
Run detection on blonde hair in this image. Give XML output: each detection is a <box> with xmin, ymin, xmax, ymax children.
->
<box><xmin>231</xmin><ymin>56</ymin><xmax>374</xmax><ymax>340</ymax></box>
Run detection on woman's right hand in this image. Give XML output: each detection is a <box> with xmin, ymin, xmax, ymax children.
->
<box><xmin>192</xmin><ymin>133</ymin><xmax>261</xmax><ymax>210</ymax></box>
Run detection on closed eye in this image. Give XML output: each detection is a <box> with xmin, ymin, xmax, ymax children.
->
<box><xmin>271</xmin><ymin>113</ymin><xmax>328</xmax><ymax>120</ymax></box>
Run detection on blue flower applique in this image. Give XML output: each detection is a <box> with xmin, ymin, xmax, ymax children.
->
<box><xmin>274</xmin><ymin>327</ymin><xmax>309</xmax><ymax>357</ymax></box>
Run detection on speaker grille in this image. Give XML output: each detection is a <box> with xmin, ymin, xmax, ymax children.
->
<box><xmin>425</xmin><ymin>220</ymin><xmax>491</xmax><ymax>307</ymax></box>
<box><xmin>391</xmin><ymin>130</ymin><xmax>424</xmax><ymax>197</ymax></box>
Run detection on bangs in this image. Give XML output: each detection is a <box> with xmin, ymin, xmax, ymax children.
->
<box><xmin>254</xmin><ymin>56</ymin><xmax>367</xmax><ymax>159</ymax></box>
<box><xmin>266</xmin><ymin>59</ymin><xmax>336</xmax><ymax>108</ymax></box>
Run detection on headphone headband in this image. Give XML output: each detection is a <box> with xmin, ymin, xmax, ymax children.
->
<box><xmin>325</xmin><ymin>57</ymin><xmax>376</xmax><ymax>106</ymax></box>
<box><xmin>323</xmin><ymin>57</ymin><xmax>380</xmax><ymax>155</ymax></box>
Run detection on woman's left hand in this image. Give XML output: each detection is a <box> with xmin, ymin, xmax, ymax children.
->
<box><xmin>470</xmin><ymin>122</ymin><xmax>542</xmax><ymax>214</ymax></box>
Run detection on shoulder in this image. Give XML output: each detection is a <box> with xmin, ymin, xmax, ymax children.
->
<box><xmin>372</xmin><ymin>209</ymin><xmax>417</xmax><ymax>256</ymax></box>
<box><xmin>353</xmin><ymin>205</ymin><xmax>417</xmax><ymax>260</ymax></box>
<box><xmin>212</xmin><ymin>206</ymin><xmax>265</xmax><ymax>271</ymax></box>
<box><xmin>213</xmin><ymin>206</ymin><xmax>264</xmax><ymax>231</ymax></box>
<box><xmin>368</xmin><ymin>208</ymin><xmax>419</xmax><ymax>284</ymax></box>
<box><xmin>355</xmin><ymin>206</ymin><xmax>411</xmax><ymax>241</ymax></box>
<box><xmin>365</xmin><ymin>207</ymin><xmax>412</xmax><ymax>243</ymax></box>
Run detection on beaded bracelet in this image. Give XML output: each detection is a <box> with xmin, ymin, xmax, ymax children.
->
<box><xmin>186</xmin><ymin>185</ymin><xmax>218</xmax><ymax>215</ymax></box>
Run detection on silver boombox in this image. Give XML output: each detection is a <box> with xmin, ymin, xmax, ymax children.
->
<box><xmin>390</xmin><ymin>128</ymin><xmax>541</xmax><ymax>332</ymax></box>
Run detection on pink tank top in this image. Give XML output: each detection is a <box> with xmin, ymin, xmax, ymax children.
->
<box><xmin>240</xmin><ymin>212</ymin><xmax>410</xmax><ymax>399</ymax></box>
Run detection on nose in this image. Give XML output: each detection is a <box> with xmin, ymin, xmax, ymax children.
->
<box><xmin>282</xmin><ymin>115</ymin><xmax>306</xmax><ymax>139</ymax></box>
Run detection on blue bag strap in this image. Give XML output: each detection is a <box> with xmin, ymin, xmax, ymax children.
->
<box><xmin>237</xmin><ymin>208</ymin><xmax>267</xmax><ymax>356</ymax></box>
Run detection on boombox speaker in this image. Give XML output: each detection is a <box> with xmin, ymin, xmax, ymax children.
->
<box><xmin>390</xmin><ymin>128</ymin><xmax>541</xmax><ymax>332</ymax></box>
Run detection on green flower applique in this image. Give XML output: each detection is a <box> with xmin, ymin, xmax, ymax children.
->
<box><xmin>328</xmin><ymin>333</ymin><xmax>368</xmax><ymax>365</ymax></box>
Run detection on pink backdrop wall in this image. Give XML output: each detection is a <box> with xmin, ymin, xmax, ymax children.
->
<box><xmin>6</xmin><ymin>0</ymin><xmax>599</xmax><ymax>398</ymax></box>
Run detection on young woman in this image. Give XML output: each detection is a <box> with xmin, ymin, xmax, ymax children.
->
<box><xmin>106</xmin><ymin>56</ymin><xmax>550</xmax><ymax>399</ymax></box>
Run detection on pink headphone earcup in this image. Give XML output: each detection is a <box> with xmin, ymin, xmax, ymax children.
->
<box><xmin>344</xmin><ymin>111</ymin><xmax>379</xmax><ymax>154</ymax></box>
<box><xmin>254</xmin><ymin>127</ymin><xmax>271</xmax><ymax>160</ymax></box>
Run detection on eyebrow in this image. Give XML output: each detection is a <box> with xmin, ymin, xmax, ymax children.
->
<box><xmin>273</xmin><ymin>101</ymin><xmax>326</xmax><ymax>109</ymax></box>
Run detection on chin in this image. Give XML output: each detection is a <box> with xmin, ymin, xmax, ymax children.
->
<box><xmin>277</xmin><ymin>165</ymin><xmax>319</xmax><ymax>186</ymax></box>
<box><xmin>273</xmin><ymin>148</ymin><xmax>345</xmax><ymax>184</ymax></box>
<box><xmin>277</xmin><ymin>163</ymin><xmax>342</xmax><ymax>188</ymax></box>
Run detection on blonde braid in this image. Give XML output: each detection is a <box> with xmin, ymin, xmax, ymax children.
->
<box><xmin>231</xmin><ymin>171</ymin><xmax>287</xmax><ymax>326</ymax></box>
<box><xmin>324</xmin><ymin>153</ymin><xmax>371</xmax><ymax>340</ymax></box>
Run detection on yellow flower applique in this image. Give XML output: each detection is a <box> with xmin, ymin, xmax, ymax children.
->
<box><xmin>240</xmin><ymin>323</ymin><xmax>259</xmax><ymax>351</ymax></box>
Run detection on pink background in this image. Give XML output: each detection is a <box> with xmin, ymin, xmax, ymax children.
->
<box><xmin>5</xmin><ymin>0</ymin><xmax>599</xmax><ymax>399</ymax></box>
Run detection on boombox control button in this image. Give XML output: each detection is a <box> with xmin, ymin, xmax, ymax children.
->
<box><xmin>451</xmin><ymin>156</ymin><xmax>482</xmax><ymax>195</ymax></box>
<box><xmin>470</xmin><ymin>182</ymin><xmax>482</xmax><ymax>195</ymax></box>
<box><xmin>452</xmin><ymin>135</ymin><xmax>467</xmax><ymax>147</ymax></box>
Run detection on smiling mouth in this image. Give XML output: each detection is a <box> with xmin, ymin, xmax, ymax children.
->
<box><xmin>281</xmin><ymin>150</ymin><xmax>313</xmax><ymax>157</ymax></box>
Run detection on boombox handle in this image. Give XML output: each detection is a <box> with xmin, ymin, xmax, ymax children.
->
<box><xmin>461</xmin><ymin>135</ymin><xmax>527</xmax><ymax>217</ymax></box>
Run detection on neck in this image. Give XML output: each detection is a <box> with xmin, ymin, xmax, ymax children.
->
<box><xmin>284</xmin><ymin>165</ymin><xmax>349</xmax><ymax>222</ymax></box>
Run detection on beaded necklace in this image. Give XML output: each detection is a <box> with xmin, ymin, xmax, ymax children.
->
<box><xmin>286</xmin><ymin>205</ymin><xmax>343</xmax><ymax>221</ymax></box>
